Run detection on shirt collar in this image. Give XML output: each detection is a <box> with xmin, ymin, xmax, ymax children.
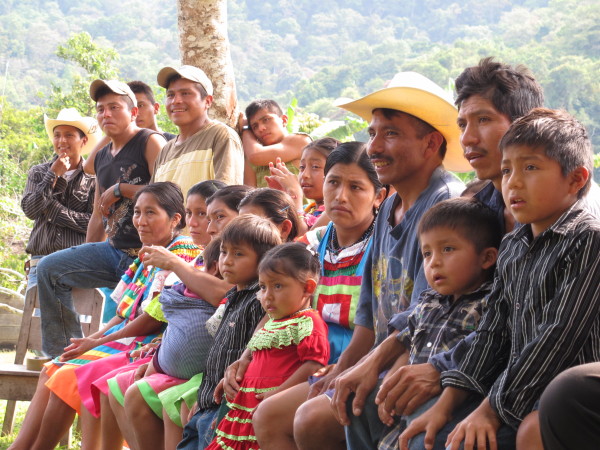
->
<box><xmin>512</xmin><ymin>200</ymin><xmax>586</xmax><ymax>243</ymax></box>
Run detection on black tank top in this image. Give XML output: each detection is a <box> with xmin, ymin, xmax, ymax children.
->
<box><xmin>95</xmin><ymin>128</ymin><xmax>156</xmax><ymax>249</ymax></box>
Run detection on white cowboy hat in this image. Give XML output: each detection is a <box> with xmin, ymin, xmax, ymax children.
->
<box><xmin>44</xmin><ymin>108</ymin><xmax>102</xmax><ymax>155</ymax></box>
<box><xmin>335</xmin><ymin>72</ymin><xmax>471</xmax><ymax>172</ymax></box>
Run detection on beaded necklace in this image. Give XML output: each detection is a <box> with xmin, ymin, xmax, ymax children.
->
<box><xmin>326</xmin><ymin>219</ymin><xmax>376</xmax><ymax>262</ymax></box>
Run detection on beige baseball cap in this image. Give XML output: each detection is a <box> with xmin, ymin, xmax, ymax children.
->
<box><xmin>157</xmin><ymin>65</ymin><xmax>214</xmax><ymax>96</ymax></box>
<box><xmin>89</xmin><ymin>79</ymin><xmax>138</xmax><ymax>107</ymax></box>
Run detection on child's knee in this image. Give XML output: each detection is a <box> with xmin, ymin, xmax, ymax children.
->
<box><xmin>124</xmin><ymin>384</ymin><xmax>145</xmax><ymax>413</ymax></box>
<box><xmin>516</xmin><ymin>411</ymin><xmax>542</xmax><ymax>450</ymax></box>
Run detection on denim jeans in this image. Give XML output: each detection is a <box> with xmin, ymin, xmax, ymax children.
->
<box><xmin>25</xmin><ymin>255</ymin><xmax>43</xmax><ymax>292</ymax></box>
<box><xmin>36</xmin><ymin>241</ymin><xmax>133</xmax><ymax>358</ymax></box>
<box><xmin>177</xmin><ymin>407</ymin><xmax>219</xmax><ymax>450</ymax></box>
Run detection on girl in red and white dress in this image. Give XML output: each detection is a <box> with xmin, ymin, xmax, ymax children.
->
<box><xmin>207</xmin><ymin>242</ymin><xmax>330</xmax><ymax>450</ymax></box>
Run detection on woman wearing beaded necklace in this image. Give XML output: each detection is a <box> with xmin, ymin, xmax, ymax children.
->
<box><xmin>226</xmin><ymin>142</ymin><xmax>386</xmax><ymax>449</ymax></box>
<box><xmin>10</xmin><ymin>182</ymin><xmax>202</xmax><ymax>450</ymax></box>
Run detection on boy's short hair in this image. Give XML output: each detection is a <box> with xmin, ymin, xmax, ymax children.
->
<box><xmin>245</xmin><ymin>99</ymin><xmax>284</xmax><ymax>122</ymax></box>
<box><xmin>94</xmin><ymin>85</ymin><xmax>135</xmax><ymax>111</ymax></box>
<box><xmin>455</xmin><ymin>57</ymin><xmax>544</xmax><ymax>122</ymax></box>
<box><xmin>220</xmin><ymin>215</ymin><xmax>282</xmax><ymax>262</ymax></box>
<box><xmin>500</xmin><ymin>108</ymin><xmax>593</xmax><ymax>198</ymax></box>
<box><xmin>418</xmin><ymin>197</ymin><xmax>502</xmax><ymax>252</ymax></box>
<box><xmin>202</xmin><ymin>237</ymin><xmax>222</xmax><ymax>271</ymax></box>
<box><xmin>128</xmin><ymin>80</ymin><xmax>156</xmax><ymax>104</ymax></box>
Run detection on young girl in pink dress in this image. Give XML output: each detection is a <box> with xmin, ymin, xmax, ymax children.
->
<box><xmin>206</xmin><ymin>242</ymin><xmax>330</xmax><ymax>450</ymax></box>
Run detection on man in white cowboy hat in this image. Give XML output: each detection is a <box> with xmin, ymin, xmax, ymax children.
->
<box><xmin>21</xmin><ymin>108</ymin><xmax>102</xmax><ymax>290</ymax></box>
<box><xmin>252</xmin><ymin>73</ymin><xmax>467</xmax><ymax>449</ymax></box>
<box><xmin>152</xmin><ymin>65</ymin><xmax>244</xmax><ymax>198</ymax></box>
<box><xmin>36</xmin><ymin>79</ymin><xmax>166</xmax><ymax>358</ymax></box>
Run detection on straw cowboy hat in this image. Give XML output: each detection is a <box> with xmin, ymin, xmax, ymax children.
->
<box><xmin>335</xmin><ymin>72</ymin><xmax>471</xmax><ymax>172</ymax></box>
<box><xmin>44</xmin><ymin>108</ymin><xmax>102</xmax><ymax>155</ymax></box>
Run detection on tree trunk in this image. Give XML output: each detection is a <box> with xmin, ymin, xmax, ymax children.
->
<box><xmin>177</xmin><ymin>0</ymin><xmax>238</xmax><ymax>127</ymax></box>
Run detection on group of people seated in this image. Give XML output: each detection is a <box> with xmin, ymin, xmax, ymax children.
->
<box><xmin>14</xmin><ymin>57</ymin><xmax>600</xmax><ymax>450</ymax></box>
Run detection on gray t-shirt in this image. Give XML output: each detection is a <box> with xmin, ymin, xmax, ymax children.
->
<box><xmin>354</xmin><ymin>166</ymin><xmax>465</xmax><ymax>346</ymax></box>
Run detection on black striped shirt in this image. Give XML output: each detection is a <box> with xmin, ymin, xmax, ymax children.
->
<box><xmin>21</xmin><ymin>158</ymin><xmax>95</xmax><ymax>256</ymax></box>
<box><xmin>196</xmin><ymin>281</ymin><xmax>264</xmax><ymax>410</ymax></box>
<box><xmin>442</xmin><ymin>203</ymin><xmax>600</xmax><ymax>429</ymax></box>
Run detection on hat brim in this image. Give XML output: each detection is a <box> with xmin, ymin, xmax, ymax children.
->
<box><xmin>157</xmin><ymin>67</ymin><xmax>179</xmax><ymax>89</ymax></box>
<box><xmin>336</xmin><ymin>87</ymin><xmax>472</xmax><ymax>173</ymax></box>
<box><xmin>44</xmin><ymin>117</ymin><xmax>102</xmax><ymax>156</ymax></box>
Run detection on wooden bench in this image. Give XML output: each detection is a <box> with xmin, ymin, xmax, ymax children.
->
<box><xmin>0</xmin><ymin>286</ymin><xmax>104</xmax><ymax>441</ymax></box>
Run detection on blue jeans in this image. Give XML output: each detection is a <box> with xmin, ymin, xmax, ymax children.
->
<box><xmin>36</xmin><ymin>241</ymin><xmax>133</xmax><ymax>358</ymax></box>
<box><xmin>26</xmin><ymin>256</ymin><xmax>43</xmax><ymax>292</ymax></box>
<box><xmin>177</xmin><ymin>407</ymin><xmax>219</xmax><ymax>450</ymax></box>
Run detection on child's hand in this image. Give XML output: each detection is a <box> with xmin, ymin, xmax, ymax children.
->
<box><xmin>399</xmin><ymin>402</ymin><xmax>451</xmax><ymax>450</ymax></box>
<box><xmin>306</xmin><ymin>364</ymin><xmax>337</xmax><ymax>399</ymax></box>
<box><xmin>134</xmin><ymin>363</ymin><xmax>149</xmax><ymax>381</ymax></box>
<box><xmin>187</xmin><ymin>402</ymin><xmax>199</xmax><ymax>422</ymax></box>
<box><xmin>60</xmin><ymin>336</ymin><xmax>99</xmax><ymax>361</ymax></box>
<box><xmin>445</xmin><ymin>399</ymin><xmax>501</xmax><ymax>450</ymax></box>
<box><xmin>214</xmin><ymin>378</ymin><xmax>226</xmax><ymax>404</ymax></box>
<box><xmin>265</xmin><ymin>158</ymin><xmax>303</xmax><ymax>206</ymax></box>
<box><xmin>130</xmin><ymin>342</ymin><xmax>159</xmax><ymax>360</ymax></box>
<box><xmin>378</xmin><ymin>398</ymin><xmax>395</xmax><ymax>426</ymax></box>
<box><xmin>223</xmin><ymin>353</ymin><xmax>251</xmax><ymax>399</ymax></box>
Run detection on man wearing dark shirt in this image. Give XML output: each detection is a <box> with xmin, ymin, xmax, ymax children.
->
<box><xmin>36</xmin><ymin>80</ymin><xmax>165</xmax><ymax>358</ymax></box>
<box><xmin>22</xmin><ymin>108</ymin><xmax>101</xmax><ymax>290</ymax></box>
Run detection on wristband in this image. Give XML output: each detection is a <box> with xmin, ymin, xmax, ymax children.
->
<box><xmin>113</xmin><ymin>183</ymin><xmax>122</xmax><ymax>199</ymax></box>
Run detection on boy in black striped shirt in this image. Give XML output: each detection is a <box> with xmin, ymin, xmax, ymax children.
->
<box><xmin>400</xmin><ymin>108</ymin><xmax>600</xmax><ymax>450</ymax></box>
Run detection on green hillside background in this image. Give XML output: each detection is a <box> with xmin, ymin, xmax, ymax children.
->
<box><xmin>0</xmin><ymin>0</ymin><xmax>598</xmax><ymax>279</ymax></box>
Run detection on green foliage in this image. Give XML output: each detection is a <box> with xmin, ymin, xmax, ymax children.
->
<box><xmin>309</xmin><ymin>115</ymin><xmax>368</xmax><ymax>142</ymax></box>
<box><xmin>46</xmin><ymin>32</ymin><xmax>120</xmax><ymax>118</ymax></box>
<box><xmin>286</xmin><ymin>98</ymin><xmax>298</xmax><ymax>133</ymax></box>
<box><xmin>0</xmin><ymin>99</ymin><xmax>49</xmax><ymax>194</ymax></box>
<box><xmin>0</xmin><ymin>195</ymin><xmax>30</xmax><ymax>290</ymax></box>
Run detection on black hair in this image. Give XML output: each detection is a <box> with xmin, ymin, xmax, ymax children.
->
<box><xmin>52</xmin><ymin>125</ymin><xmax>85</xmax><ymax>139</ymax></box>
<box><xmin>245</xmin><ymin>99</ymin><xmax>284</xmax><ymax>122</ymax></box>
<box><xmin>499</xmin><ymin>108</ymin><xmax>593</xmax><ymax>198</ymax></box>
<box><xmin>187</xmin><ymin>180</ymin><xmax>227</xmax><ymax>201</ymax></box>
<box><xmin>324</xmin><ymin>141</ymin><xmax>383</xmax><ymax>194</ymax></box>
<box><xmin>205</xmin><ymin>185</ymin><xmax>253</xmax><ymax>212</ymax></box>
<box><xmin>303</xmin><ymin>137</ymin><xmax>340</xmax><ymax>159</ymax></box>
<box><xmin>258</xmin><ymin>242</ymin><xmax>320</xmax><ymax>286</ymax></box>
<box><xmin>220</xmin><ymin>215</ymin><xmax>282</xmax><ymax>263</ymax></box>
<box><xmin>165</xmin><ymin>74</ymin><xmax>208</xmax><ymax>99</ymax></box>
<box><xmin>418</xmin><ymin>197</ymin><xmax>502</xmax><ymax>252</ymax></box>
<box><xmin>127</xmin><ymin>80</ymin><xmax>156</xmax><ymax>104</ymax></box>
<box><xmin>133</xmin><ymin>181</ymin><xmax>186</xmax><ymax>230</ymax></box>
<box><xmin>455</xmin><ymin>57</ymin><xmax>544</xmax><ymax>122</ymax></box>
<box><xmin>201</xmin><ymin>236</ymin><xmax>222</xmax><ymax>272</ymax></box>
<box><xmin>372</xmin><ymin>108</ymin><xmax>447</xmax><ymax>159</ymax></box>
<box><xmin>238</xmin><ymin>188</ymin><xmax>300</xmax><ymax>241</ymax></box>
<box><xmin>94</xmin><ymin>85</ymin><xmax>135</xmax><ymax>110</ymax></box>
